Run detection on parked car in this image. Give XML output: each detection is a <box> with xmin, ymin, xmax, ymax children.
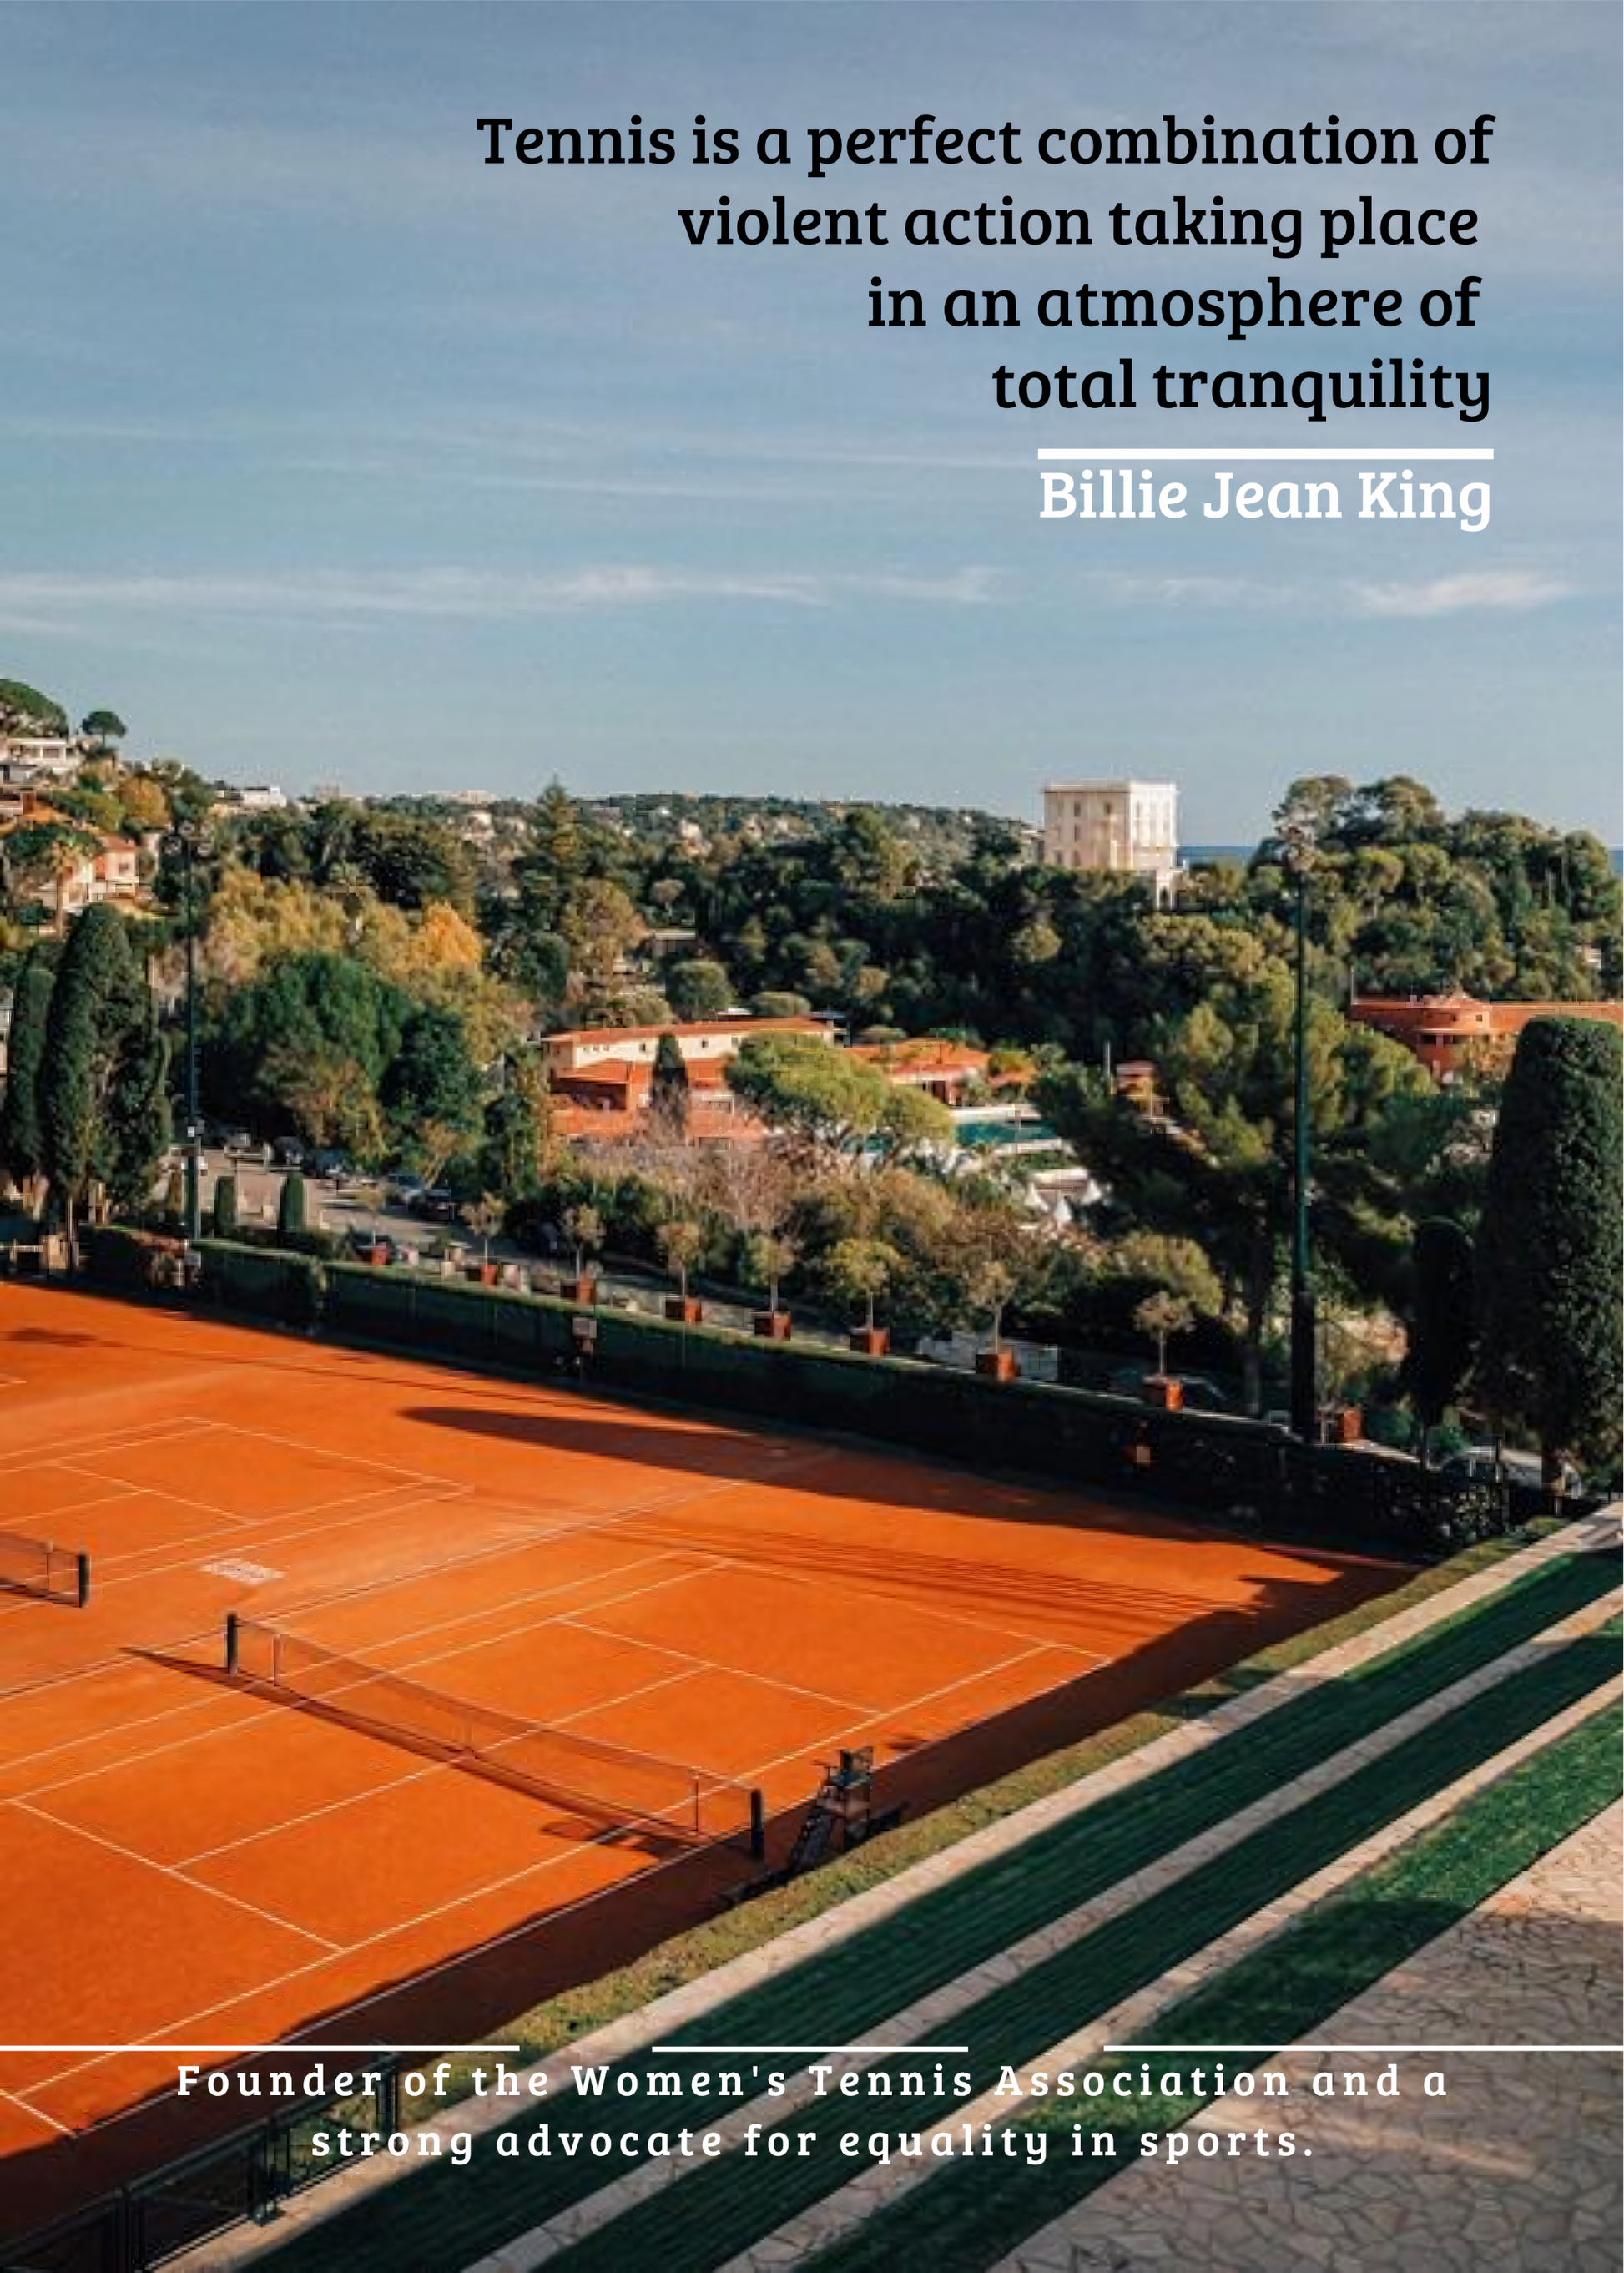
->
<box><xmin>1438</xmin><ymin>1447</ymin><xmax>1580</xmax><ymax>1493</ymax></box>
<box><xmin>408</xmin><ymin>1186</ymin><xmax>459</xmax><ymax>1223</ymax></box>
<box><xmin>385</xmin><ymin>1172</ymin><xmax>426</xmax><ymax>1206</ymax></box>
<box><xmin>310</xmin><ymin>1149</ymin><xmax>351</xmax><ymax>1179</ymax></box>
<box><xmin>271</xmin><ymin>1136</ymin><xmax>305</xmax><ymax>1167</ymax></box>
<box><xmin>1107</xmin><ymin>1366</ymin><xmax>1234</xmax><ymax>1414</ymax></box>
<box><xmin>218</xmin><ymin>1127</ymin><xmax>253</xmax><ymax>1154</ymax></box>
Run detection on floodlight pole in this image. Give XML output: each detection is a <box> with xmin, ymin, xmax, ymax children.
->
<box><xmin>163</xmin><ymin>821</ymin><xmax>210</xmax><ymax>1246</ymax></box>
<box><xmin>1283</xmin><ymin>817</ymin><xmax>1319</xmax><ymax>1442</ymax></box>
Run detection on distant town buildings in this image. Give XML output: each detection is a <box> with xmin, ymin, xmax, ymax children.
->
<box><xmin>0</xmin><ymin>733</ymin><xmax>88</xmax><ymax>783</ymax></box>
<box><xmin>1041</xmin><ymin>779</ymin><xmax>1180</xmax><ymax>902</ymax></box>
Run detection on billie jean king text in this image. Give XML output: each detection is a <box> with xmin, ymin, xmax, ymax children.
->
<box><xmin>1041</xmin><ymin>467</ymin><xmax>1489</xmax><ymax>531</ymax></box>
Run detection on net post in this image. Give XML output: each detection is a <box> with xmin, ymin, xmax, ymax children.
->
<box><xmin>75</xmin><ymin>1552</ymin><xmax>90</xmax><ymax>1609</ymax></box>
<box><xmin>224</xmin><ymin>1612</ymin><xmax>240</xmax><ymax>1677</ymax></box>
<box><xmin>749</xmin><ymin>1787</ymin><xmax>766</xmax><ymax>1862</ymax></box>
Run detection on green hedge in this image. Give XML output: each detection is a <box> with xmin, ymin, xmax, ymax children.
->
<box><xmin>170</xmin><ymin>1245</ymin><xmax>1542</xmax><ymax>1555</ymax></box>
<box><xmin>199</xmin><ymin>1238</ymin><xmax>325</xmax><ymax>1324</ymax></box>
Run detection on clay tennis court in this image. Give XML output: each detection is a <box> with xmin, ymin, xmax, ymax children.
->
<box><xmin>0</xmin><ymin>1279</ymin><xmax>1402</xmax><ymax>2230</ymax></box>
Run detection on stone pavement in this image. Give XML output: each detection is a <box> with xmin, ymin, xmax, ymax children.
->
<box><xmin>996</xmin><ymin>1803</ymin><xmax>1622</xmax><ymax>2273</ymax></box>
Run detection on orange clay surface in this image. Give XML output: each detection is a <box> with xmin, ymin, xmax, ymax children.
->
<box><xmin>0</xmin><ymin>1281</ymin><xmax>1403</xmax><ymax>2233</ymax></box>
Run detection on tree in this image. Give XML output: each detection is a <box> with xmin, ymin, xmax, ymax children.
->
<box><xmin>560</xmin><ymin>876</ymin><xmax>647</xmax><ymax>986</ymax></box>
<box><xmin>667</xmin><ymin>958</ymin><xmax>734</xmax><ymax>1020</ymax></box>
<box><xmin>80</xmin><ymin>710</ymin><xmax>129</xmax><ymax>750</ymax></box>
<box><xmin>649</xmin><ymin>1032</ymin><xmax>691</xmax><ymax>1136</ymax></box>
<box><xmin>381</xmin><ymin>1006</ymin><xmax>482</xmax><ymax>1142</ymax></box>
<box><xmin>1399</xmin><ymin>1218</ymin><xmax>1475</xmax><ymax>1462</ymax></box>
<box><xmin>214</xmin><ymin>951</ymin><xmax>407</xmax><ymax>1144</ymax></box>
<box><xmin>1475</xmin><ymin>1018</ymin><xmax>1623</xmax><ymax>1479</ymax></box>
<box><xmin>3</xmin><ymin>821</ymin><xmax>103</xmax><ymax>932</ymax></box>
<box><xmin>657</xmin><ymin>1217</ymin><xmax>705</xmax><ymax>1302</ymax></box>
<box><xmin>213</xmin><ymin>1174</ymin><xmax>239</xmax><ymax>1238</ymax></box>
<box><xmin>825</xmin><ymin>1237</ymin><xmax>902</xmax><ymax>1332</ymax></box>
<box><xmin>742</xmin><ymin>1230</ymin><xmax>799</xmax><ymax>1316</ymax></box>
<box><xmin>1037</xmin><ymin>973</ymin><xmax>1432</xmax><ymax>1411</ymax></box>
<box><xmin>38</xmin><ymin>905</ymin><xmax>163</xmax><ymax>1256</ymax></box>
<box><xmin>962</xmin><ymin>1255</ymin><xmax>1020</xmax><ymax>1352</ymax></box>
<box><xmin>1</xmin><ymin>949</ymin><xmax>54</xmax><ymax>1205</ymax></box>
<box><xmin>724</xmin><ymin>1035</ymin><xmax>890</xmax><ymax>1164</ymax></box>
<box><xmin>0</xmin><ymin>679</ymin><xmax>68</xmax><ymax>735</ymax></box>
<box><xmin>877</xmin><ymin>1083</ymin><xmax>953</xmax><ymax>1160</ymax></box>
<box><xmin>278</xmin><ymin>1171</ymin><xmax>308</xmax><ymax>1238</ymax></box>
<box><xmin>478</xmin><ymin>1068</ymin><xmax>554</xmax><ymax>1200</ymax></box>
<box><xmin>562</xmin><ymin>1202</ymin><xmax>604</xmax><ymax>1279</ymax></box>
<box><xmin>1135</xmin><ymin>1289</ymin><xmax>1196</xmax><ymax>1377</ymax></box>
<box><xmin>461</xmin><ymin>1193</ymin><xmax>505</xmax><ymax>1266</ymax></box>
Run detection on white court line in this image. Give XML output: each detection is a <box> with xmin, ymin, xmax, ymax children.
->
<box><xmin>11</xmin><ymin>1798</ymin><xmax>343</xmax><ymax>1954</ymax></box>
<box><xmin>0</xmin><ymin>2084</ymin><xmax>70</xmax><ymax>2134</ymax></box>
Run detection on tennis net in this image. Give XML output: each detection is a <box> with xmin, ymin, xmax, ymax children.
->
<box><xmin>224</xmin><ymin>1614</ymin><xmax>762</xmax><ymax>1852</ymax></box>
<box><xmin>0</xmin><ymin>1529</ymin><xmax>90</xmax><ymax>1606</ymax></box>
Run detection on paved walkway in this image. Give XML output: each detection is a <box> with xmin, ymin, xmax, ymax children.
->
<box><xmin>184</xmin><ymin>1510</ymin><xmax>1619</xmax><ymax>2269</ymax></box>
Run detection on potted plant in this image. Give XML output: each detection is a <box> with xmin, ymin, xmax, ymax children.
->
<box><xmin>745</xmin><ymin>1230</ymin><xmax>798</xmax><ymax>1341</ymax></box>
<box><xmin>967</xmin><ymin>1257</ymin><xmax>1021</xmax><ymax>1381</ymax></box>
<box><xmin>826</xmin><ymin>1238</ymin><xmax>901</xmax><ymax>1356</ymax></box>
<box><xmin>658</xmin><ymin>1218</ymin><xmax>706</xmax><ymax>1322</ymax></box>
<box><xmin>561</xmin><ymin>1203</ymin><xmax>604</xmax><ymax>1302</ymax></box>
<box><xmin>461</xmin><ymin>1194</ymin><xmax>505</xmax><ymax>1285</ymax></box>
<box><xmin>1134</xmin><ymin>1289</ymin><xmax>1196</xmax><ymax>1409</ymax></box>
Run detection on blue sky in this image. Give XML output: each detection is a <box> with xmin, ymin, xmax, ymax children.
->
<box><xmin>1</xmin><ymin>1</ymin><xmax>1618</xmax><ymax>841</ymax></box>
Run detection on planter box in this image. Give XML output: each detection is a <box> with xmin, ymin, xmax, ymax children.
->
<box><xmin>753</xmin><ymin>1311</ymin><xmax>793</xmax><ymax>1341</ymax></box>
<box><xmin>1334</xmin><ymin>1403</ymin><xmax>1363</xmax><ymax>1445</ymax></box>
<box><xmin>367</xmin><ymin>1246</ymin><xmax>391</xmax><ymax>1269</ymax></box>
<box><xmin>467</xmin><ymin>1260</ymin><xmax>499</xmax><ymax>1287</ymax></box>
<box><xmin>562</xmin><ymin>1276</ymin><xmax>598</xmax><ymax>1305</ymax></box>
<box><xmin>1142</xmin><ymin>1373</ymin><xmax>1183</xmax><ymax>1411</ymax></box>
<box><xmin>665</xmin><ymin>1296</ymin><xmax>704</xmax><ymax>1324</ymax></box>
<box><xmin>976</xmin><ymin>1347</ymin><xmax>1019</xmax><ymax>1383</ymax></box>
<box><xmin>849</xmin><ymin>1326</ymin><xmax>890</xmax><ymax>1356</ymax></box>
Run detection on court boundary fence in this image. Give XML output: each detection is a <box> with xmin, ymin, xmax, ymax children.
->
<box><xmin>84</xmin><ymin>1231</ymin><xmax>1554</xmax><ymax>1556</ymax></box>
<box><xmin>0</xmin><ymin>2064</ymin><xmax>401</xmax><ymax>2273</ymax></box>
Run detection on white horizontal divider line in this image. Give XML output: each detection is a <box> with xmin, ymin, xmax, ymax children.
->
<box><xmin>0</xmin><ymin>2043</ymin><xmax>520</xmax><ymax>2053</ymax></box>
<box><xmin>1036</xmin><ymin>448</ymin><xmax>1493</xmax><ymax>460</ymax></box>
<box><xmin>649</xmin><ymin>2043</ymin><xmax>970</xmax><ymax>2053</ymax></box>
<box><xmin>1107</xmin><ymin>2043</ymin><xmax>1621</xmax><ymax>2053</ymax></box>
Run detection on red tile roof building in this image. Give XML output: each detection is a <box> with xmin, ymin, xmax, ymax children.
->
<box><xmin>1349</xmin><ymin>993</ymin><xmax>1622</xmax><ymax>1081</ymax></box>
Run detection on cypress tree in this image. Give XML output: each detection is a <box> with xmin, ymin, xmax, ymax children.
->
<box><xmin>38</xmin><ymin>906</ymin><xmax>156</xmax><ymax>1258</ymax></box>
<box><xmin>213</xmin><ymin>1174</ymin><xmax>239</xmax><ymax>1238</ymax></box>
<box><xmin>1476</xmin><ymin>1017</ymin><xmax>1623</xmax><ymax>1478</ymax></box>
<box><xmin>1399</xmin><ymin>1217</ymin><xmax>1475</xmax><ymax>1463</ymax></box>
<box><xmin>650</xmin><ymin>1031</ymin><xmax>690</xmax><ymax>1134</ymax></box>
<box><xmin>278</xmin><ymin>1170</ymin><xmax>308</xmax><ymax>1240</ymax></box>
<box><xmin>1</xmin><ymin>949</ymin><xmax>55</xmax><ymax>1207</ymax></box>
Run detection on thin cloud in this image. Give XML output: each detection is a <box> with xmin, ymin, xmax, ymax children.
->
<box><xmin>1349</xmin><ymin>570</ymin><xmax>1575</xmax><ymax>618</ymax></box>
<box><xmin>0</xmin><ymin>563</ymin><xmax>1001</xmax><ymax>625</ymax></box>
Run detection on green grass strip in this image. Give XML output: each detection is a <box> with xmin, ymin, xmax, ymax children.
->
<box><xmin>811</xmin><ymin>1695</ymin><xmax>1623</xmax><ymax>2272</ymax></box>
<box><xmin>262</xmin><ymin>1584</ymin><xmax>1614</xmax><ymax>2270</ymax></box>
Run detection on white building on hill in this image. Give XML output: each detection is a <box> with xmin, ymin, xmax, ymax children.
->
<box><xmin>1041</xmin><ymin>779</ymin><xmax>1180</xmax><ymax>902</ymax></box>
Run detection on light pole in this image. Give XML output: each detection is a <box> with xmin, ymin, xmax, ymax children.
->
<box><xmin>1280</xmin><ymin>812</ymin><xmax>1319</xmax><ymax>1442</ymax></box>
<box><xmin>161</xmin><ymin>820</ymin><xmax>212</xmax><ymax>1246</ymax></box>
